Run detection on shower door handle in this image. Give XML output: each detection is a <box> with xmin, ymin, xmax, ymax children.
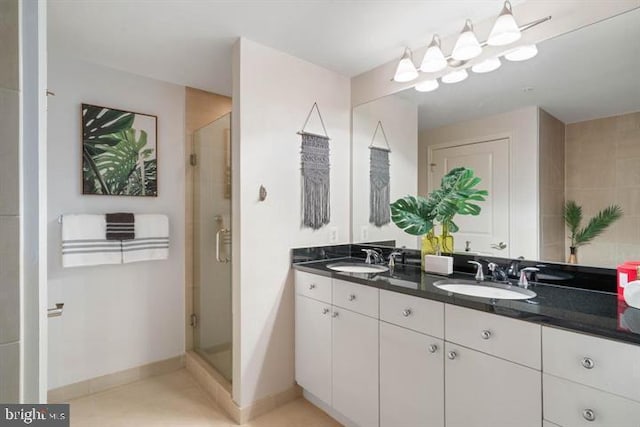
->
<box><xmin>216</xmin><ymin>229</ymin><xmax>230</xmax><ymax>263</ymax></box>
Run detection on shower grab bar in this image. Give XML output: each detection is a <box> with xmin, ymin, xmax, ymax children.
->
<box><xmin>216</xmin><ymin>228</ymin><xmax>231</xmax><ymax>263</ymax></box>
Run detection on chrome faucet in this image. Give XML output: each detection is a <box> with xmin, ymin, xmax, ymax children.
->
<box><xmin>362</xmin><ymin>248</ymin><xmax>384</xmax><ymax>264</ymax></box>
<box><xmin>388</xmin><ymin>251</ymin><xmax>403</xmax><ymax>269</ymax></box>
<box><xmin>468</xmin><ymin>260</ymin><xmax>485</xmax><ymax>282</ymax></box>
<box><xmin>518</xmin><ymin>267</ymin><xmax>540</xmax><ymax>289</ymax></box>
<box><xmin>487</xmin><ymin>262</ymin><xmax>509</xmax><ymax>283</ymax></box>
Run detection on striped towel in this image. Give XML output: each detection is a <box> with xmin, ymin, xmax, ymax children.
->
<box><xmin>122</xmin><ymin>214</ymin><xmax>169</xmax><ymax>263</ymax></box>
<box><xmin>61</xmin><ymin>214</ymin><xmax>122</xmax><ymax>268</ymax></box>
<box><xmin>106</xmin><ymin>212</ymin><xmax>135</xmax><ymax>240</ymax></box>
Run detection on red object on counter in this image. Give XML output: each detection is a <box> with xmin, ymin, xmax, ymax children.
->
<box><xmin>617</xmin><ymin>262</ymin><xmax>640</xmax><ymax>301</ymax></box>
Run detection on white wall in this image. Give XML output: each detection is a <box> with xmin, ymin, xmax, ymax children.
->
<box><xmin>233</xmin><ymin>38</ymin><xmax>350</xmax><ymax>406</ymax></box>
<box><xmin>352</xmin><ymin>93</ymin><xmax>418</xmax><ymax>248</ymax></box>
<box><xmin>419</xmin><ymin>107</ymin><xmax>539</xmax><ymax>260</ymax></box>
<box><xmin>47</xmin><ymin>52</ymin><xmax>186</xmax><ymax>389</ymax></box>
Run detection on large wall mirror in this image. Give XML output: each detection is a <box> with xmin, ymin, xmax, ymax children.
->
<box><xmin>351</xmin><ymin>8</ymin><xmax>640</xmax><ymax>269</ymax></box>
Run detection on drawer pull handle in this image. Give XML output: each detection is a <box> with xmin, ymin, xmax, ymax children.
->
<box><xmin>581</xmin><ymin>357</ymin><xmax>595</xmax><ymax>369</ymax></box>
<box><xmin>481</xmin><ymin>330</ymin><xmax>492</xmax><ymax>340</ymax></box>
<box><xmin>447</xmin><ymin>351</ymin><xmax>457</xmax><ymax>360</ymax></box>
<box><xmin>332</xmin><ymin>311</ymin><xmax>339</xmax><ymax>318</ymax></box>
<box><xmin>348</xmin><ymin>294</ymin><xmax>357</xmax><ymax>301</ymax></box>
<box><xmin>582</xmin><ymin>409</ymin><xmax>596</xmax><ymax>422</ymax></box>
<box><xmin>402</xmin><ymin>309</ymin><xmax>412</xmax><ymax>317</ymax></box>
<box><xmin>322</xmin><ymin>308</ymin><xmax>330</xmax><ymax>315</ymax></box>
<box><xmin>428</xmin><ymin>344</ymin><xmax>438</xmax><ymax>353</ymax></box>
<box><xmin>309</xmin><ymin>284</ymin><xmax>316</xmax><ymax>290</ymax></box>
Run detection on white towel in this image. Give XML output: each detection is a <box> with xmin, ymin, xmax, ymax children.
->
<box><xmin>122</xmin><ymin>214</ymin><xmax>169</xmax><ymax>263</ymax></box>
<box><xmin>61</xmin><ymin>214</ymin><xmax>122</xmax><ymax>268</ymax></box>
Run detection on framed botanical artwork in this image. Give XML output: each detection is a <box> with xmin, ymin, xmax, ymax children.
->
<box><xmin>81</xmin><ymin>103</ymin><xmax>158</xmax><ymax>196</ymax></box>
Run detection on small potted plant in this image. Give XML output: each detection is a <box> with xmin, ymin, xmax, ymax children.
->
<box><xmin>564</xmin><ymin>200</ymin><xmax>622</xmax><ymax>263</ymax></box>
<box><xmin>390</xmin><ymin>167</ymin><xmax>488</xmax><ymax>266</ymax></box>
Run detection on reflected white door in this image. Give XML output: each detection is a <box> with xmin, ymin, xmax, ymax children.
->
<box><xmin>430</xmin><ymin>138</ymin><xmax>509</xmax><ymax>256</ymax></box>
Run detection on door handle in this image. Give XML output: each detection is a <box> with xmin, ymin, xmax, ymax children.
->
<box><xmin>48</xmin><ymin>303</ymin><xmax>64</xmax><ymax>318</ymax></box>
<box><xmin>215</xmin><ymin>229</ymin><xmax>230</xmax><ymax>263</ymax></box>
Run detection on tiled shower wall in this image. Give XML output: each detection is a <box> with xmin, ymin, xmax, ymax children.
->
<box><xmin>565</xmin><ymin>112</ymin><xmax>640</xmax><ymax>267</ymax></box>
<box><xmin>0</xmin><ymin>0</ymin><xmax>21</xmax><ymax>403</ymax></box>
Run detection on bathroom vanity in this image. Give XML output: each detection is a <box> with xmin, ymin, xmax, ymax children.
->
<box><xmin>292</xmin><ymin>251</ymin><xmax>640</xmax><ymax>427</ymax></box>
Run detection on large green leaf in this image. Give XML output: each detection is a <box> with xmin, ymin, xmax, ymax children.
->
<box><xmin>564</xmin><ymin>200</ymin><xmax>622</xmax><ymax>247</ymax></box>
<box><xmin>82</xmin><ymin>105</ymin><xmax>135</xmax><ymax>157</ymax></box>
<box><xmin>391</xmin><ymin>167</ymin><xmax>488</xmax><ymax>236</ymax></box>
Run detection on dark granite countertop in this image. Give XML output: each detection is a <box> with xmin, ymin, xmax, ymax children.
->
<box><xmin>293</xmin><ymin>257</ymin><xmax>640</xmax><ymax>346</ymax></box>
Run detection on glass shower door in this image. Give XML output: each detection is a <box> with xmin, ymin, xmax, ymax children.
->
<box><xmin>193</xmin><ymin>113</ymin><xmax>232</xmax><ymax>382</ymax></box>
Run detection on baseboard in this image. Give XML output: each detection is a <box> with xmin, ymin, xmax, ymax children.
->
<box><xmin>47</xmin><ymin>354</ymin><xmax>185</xmax><ymax>403</ymax></box>
<box><xmin>185</xmin><ymin>351</ymin><xmax>301</xmax><ymax>424</ymax></box>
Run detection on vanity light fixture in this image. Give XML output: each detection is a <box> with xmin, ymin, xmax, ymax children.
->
<box><xmin>471</xmin><ymin>57</ymin><xmax>502</xmax><ymax>73</ymax></box>
<box><xmin>488</xmin><ymin>1</ymin><xmax>521</xmax><ymax>46</ymax></box>
<box><xmin>504</xmin><ymin>44</ymin><xmax>538</xmax><ymax>61</ymax></box>
<box><xmin>442</xmin><ymin>69</ymin><xmax>468</xmax><ymax>84</ymax></box>
<box><xmin>420</xmin><ymin>35</ymin><xmax>448</xmax><ymax>73</ymax></box>
<box><xmin>393</xmin><ymin>47</ymin><xmax>419</xmax><ymax>82</ymax></box>
<box><xmin>414</xmin><ymin>79</ymin><xmax>439</xmax><ymax>92</ymax></box>
<box><xmin>452</xmin><ymin>19</ymin><xmax>483</xmax><ymax>61</ymax></box>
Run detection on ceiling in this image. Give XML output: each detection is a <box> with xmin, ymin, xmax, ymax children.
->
<box><xmin>409</xmin><ymin>8</ymin><xmax>640</xmax><ymax>130</ymax></box>
<box><xmin>47</xmin><ymin>0</ymin><xmax>527</xmax><ymax>96</ymax></box>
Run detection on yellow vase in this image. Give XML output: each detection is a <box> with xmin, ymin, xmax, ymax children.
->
<box><xmin>440</xmin><ymin>223</ymin><xmax>454</xmax><ymax>254</ymax></box>
<box><xmin>421</xmin><ymin>231</ymin><xmax>440</xmax><ymax>270</ymax></box>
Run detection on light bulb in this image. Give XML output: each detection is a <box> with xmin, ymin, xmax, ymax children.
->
<box><xmin>505</xmin><ymin>44</ymin><xmax>538</xmax><ymax>61</ymax></box>
<box><xmin>452</xmin><ymin>19</ymin><xmax>482</xmax><ymax>61</ymax></box>
<box><xmin>442</xmin><ymin>69</ymin><xmax>468</xmax><ymax>84</ymax></box>
<box><xmin>393</xmin><ymin>48</ymin><xmax>419</xmax><ymax>82</ymax></box>
<box><xmin>420</xmin><ymin>35</ymin><xmax>447</xmax><ymax>73</ymax></box>
<box><xmin>488</xmin><ymin>1</ymin><xmax>521</xmax><ymax>46</ymax></box>
<box><xmin>415</xmin><ymin>79</ymin><xmax>439</xmax><ymax>92</ymax></box>
<box><xmin>472</xmin><ymin>57</ymin><xmax>502</xmax><ymax>73</ymax></box>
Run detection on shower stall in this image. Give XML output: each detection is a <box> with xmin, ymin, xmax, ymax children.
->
<box><xmin>192</xmin><ymin>113</ymin><xmax>232</xmax><ymax>382</ymax></box>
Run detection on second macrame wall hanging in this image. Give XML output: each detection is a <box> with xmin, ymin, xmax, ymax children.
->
<box><xmin>369</xmin><ymin>121</ymin><xmax>391</xmax><ymax>227</ymax></box>
<box><xmin>299</xmin><ymin>102</ymin><xmax>331</xmax><ymax>230</ymax></box>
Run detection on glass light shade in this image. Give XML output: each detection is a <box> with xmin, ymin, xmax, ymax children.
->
<box><xmin>415</xmin><ymin>79</ymin><xmax>439</xmax><ymax>92</ymax></box>
<box><xmin>488</xmin><ymin>1</ymin><xmax>521</xmax><ymax>46</ymax></box>
<box><xmin>471</xmin><ymin>57</ymin><xmax>502</xmax><ymax>73</ymax></box>
<box><xmin>442</xmin><ymin>69</ymin><xmax>468</xmax><ymax>84</ymax></box>
<box><xmin>420</xmin><ymin>35</ymin><xmax>447</xmax><ymax>73</ymax></box>
<box><xmin>505</xmin><ymin>44</ymin><xmax>538</xmax><ymax>61</ymax></box>
<box><xmin>452</xmin><ymin>20</ymin><xmax>482</xmax><ymax>61</ymax></box>
<box><xmin>393</xmin><ymin>49</ymin><xmax>419</xmax><ymax>82</ymax></box>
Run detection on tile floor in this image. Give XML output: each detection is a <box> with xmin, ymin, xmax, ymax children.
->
<box><xmin>67</xmin><ymin>369</ymin><xmax>341</xmax><ymax>427</ymax></box>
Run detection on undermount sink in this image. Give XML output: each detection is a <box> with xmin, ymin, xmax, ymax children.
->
<box><xmin>326</xmin><ymin>262</ymin><xmax>389</xmax><ymax>274</ymax></box>
<box><xmin>433</xmin><ymin>279</ymin><xmax>537</xmax><ymax>300</ymax></box>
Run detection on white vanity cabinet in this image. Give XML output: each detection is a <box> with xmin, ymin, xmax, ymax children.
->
<box><xmin>542</xmin><ymin>326</ymin><xmax>640</xmax><ymax>427</ymax></box>
<box><xmin>379</xmin><ymin>290</ymin><xmax>445</xmax><ymax>427</ymax></box>
<box><xmin>444</xmin><ymin>305</ymin><xmax>542</xmax><ymax>427</ymax></box>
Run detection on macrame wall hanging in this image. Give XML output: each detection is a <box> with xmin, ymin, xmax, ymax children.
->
<box><xmin>369</xmin><ymin>121</ymin><xmax>391</xmax><ymax>227</ymax></box>
<box><xmin>298</xmin><ymin>102</ymin><xmax>331</xmax><ymax>230</ymax></box>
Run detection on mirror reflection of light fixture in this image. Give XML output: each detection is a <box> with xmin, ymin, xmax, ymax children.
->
<box><xmin>471</xmin><ymin>57</ymin><xmax>502</xmax><ymax>73</ymax></box>
<box><xmin>393</xmin><ymin>47</ymin><xmax>419</xmax><ymax>82</ymax></box>
<box><xmin>505</xmin><ymin>44</ymin><xmax>538</xmax><ymax>61</ymax></box>
<box><xmin>414</xmin><ymin>79</ymin><xmax>439</xmax><ymax>92</ymax></box>
<box><xmin>420</xmin><ymin>35</ymin><xmax>448</xmax><ymax>73</ymax></box>
<box><xmin>452</xmin><ymin>19</ymin><xmax>482</xmax><ymax>61</ymax></box>
<box><xmin>488</xmin><ymin>1</ymin><xmax>521</xmax><ymax>46</ymax></box>
<box><xmin>442</xmin><ymin>69</ymin><xmax>468</xmax><ymax>84</ymax></box>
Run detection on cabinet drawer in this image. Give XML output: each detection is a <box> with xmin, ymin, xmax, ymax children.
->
<box><xmin>295</xmin><ymin>271</ymin><xmax>331</xmax><ymax>303</ymax></box>
<box><xmin>544</xmin><ymin>374</ymin><xmax>640</xmax><ymax>427</ymax></box>
<box><xmin>332</xmin><ymin>279</ymin><xmax>379</xmax><ymax>318</ymax></box>
<box><xmin>542</xmin><ymin>326</ymin><xmax>640</xmax><ymax>402</ymax></box>
<box><xmin>445</xmin><ymin>304</ymin><xmax>541</xmax><ymax>369</ymax></box>
<box><xmin>380</xmin><ymin>290</ymin><xmax>444</xmax><ymax>338</ymax></box>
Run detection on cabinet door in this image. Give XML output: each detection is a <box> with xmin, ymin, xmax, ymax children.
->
<box><xmin>380</xmin><ymin>322</ymin><xmax>444</xmax><ymax>427</ymax></box>
<box><xmin>295</xmin><ymin>295</ymin><xmax>332</xmax><ymax>404</ymax></box>
<box><xmin>332</xmin><ymin>308</ymin><xmax>379</xmax><ymax>427</ymax></box>
<box><xmin>445</xmin><ymin>343</ymin><xmax>541</xmax><ymax>427</ymax></box>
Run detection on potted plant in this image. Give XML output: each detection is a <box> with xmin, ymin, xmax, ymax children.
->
<box><xmin>390</xmin><ymin>167</ymin><xmax>488</xmax><ymax>264</ymax></box>
<box><xmin>563</xmin><ymin>200</ymin><xmax>623</xmax><ymax>264</ymax></box>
